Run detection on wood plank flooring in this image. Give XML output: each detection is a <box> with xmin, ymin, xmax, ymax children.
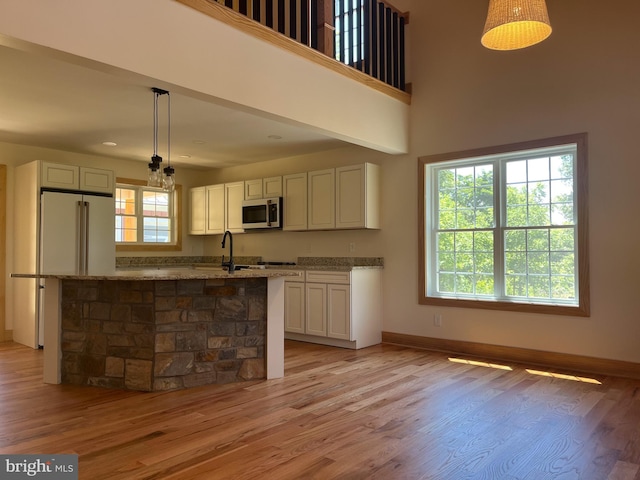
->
<box><xmin>1</xmin><ymin>340</ymin><xmax>640</xmax><ymax>479</ymax></box>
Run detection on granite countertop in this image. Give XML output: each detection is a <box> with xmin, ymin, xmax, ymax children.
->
<box><xmin>116</xmin><ymin>256</ymin><xmax>384</xmax><ymax>271</ymax></box>
<box><xmin>11</xmin><ymin>268</ymin><xmax>300</xmax><ymax>281</ymax></box>
<box><xmin>12</xmin><ymin>257</ymin><xmax>384</xmax><ymax>281</ymax></box>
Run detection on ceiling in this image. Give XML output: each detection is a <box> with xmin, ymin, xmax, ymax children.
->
<box><xmin>0</xmin><ymin>45</ymin><xmax>347</xmax><ymax>170</ymax></box>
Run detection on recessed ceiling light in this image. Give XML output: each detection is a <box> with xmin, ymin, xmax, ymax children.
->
<box><xmin>179</xmin><ymin>154</ymin><xmax>192</xmax><ymax>159</ymax></box>
<box><xmin>102</xmin><ymin>141</ymin><xmax>117</xmax><ymax>147</ymax></box>
<box><xmin>268</xmin><ymin>135</ymin><xmax>283</xmax><ymax>140</ymax></box>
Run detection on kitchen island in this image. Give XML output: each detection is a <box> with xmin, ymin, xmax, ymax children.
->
<box><xmin>11</xmin><ymin>268</ymin><xmax>298</xmax><ymax>391</ymax></box>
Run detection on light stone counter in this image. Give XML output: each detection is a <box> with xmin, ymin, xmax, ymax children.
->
<box><xmin>12</xmin><ymin>267</ymin><xmax>299</xmax><ymax>281</ymax></box>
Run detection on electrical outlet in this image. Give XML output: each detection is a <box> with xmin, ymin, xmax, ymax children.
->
<box><xmin>349</xmin><ymin>242</ymin><xmax>356</xmax><ymax>253</ymax></box>
<box><xmin>434</xmin><ymin>314</ymin><xmax>442</xmax><ymax>327</ymax></box>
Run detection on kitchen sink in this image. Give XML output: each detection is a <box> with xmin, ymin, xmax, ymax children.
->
<box><xmin>192</xmin><ymin>264</ymin><xmax>265</xmax><ymax>271</ymax></box>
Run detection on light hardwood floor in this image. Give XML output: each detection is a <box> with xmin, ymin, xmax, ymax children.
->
<box><xmin>1</xmin><ymin>340</ymin><xmax>640</xmax><ymax>479</ymax></box>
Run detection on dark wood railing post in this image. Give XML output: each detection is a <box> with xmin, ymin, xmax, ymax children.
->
<box><xmin>316</xmin><ymin>0</ymin><xmax>335</xmax><ymax>58</ymax></box>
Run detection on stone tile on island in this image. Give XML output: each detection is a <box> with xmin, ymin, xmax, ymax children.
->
<box><xmin>59</xmin><ymin>277</ymin><xmax>273</xmax><ymax>391</ymax></box>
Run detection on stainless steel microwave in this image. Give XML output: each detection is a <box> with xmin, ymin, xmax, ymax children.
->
<box><xmin>242</xmin><ymin>197</ymin><xmax>283</xmax><ymax>229</ymax></box>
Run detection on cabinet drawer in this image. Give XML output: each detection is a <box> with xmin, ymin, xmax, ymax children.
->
<box><xmin>284</xmin><ymin>270</ymin><xmax>305</xmax><ymax>282</ymax></box>
<box><xmin>305</xmin><ymin>271</ymin><xmax>350</xmax><ymax>284</ymax></box>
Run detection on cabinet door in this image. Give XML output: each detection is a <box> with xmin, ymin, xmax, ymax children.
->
<box><xmin>308</xmin><ymin>169</ymin><xmax>335</xmax><ymax>230</ymax></box>
<box><xmin>283</xmin><ymin>172</ymin><xmax>307</xmax><ymax>231</ymax></box>
<box><xmin>225</xmin><ymin>181</ymin><xmax>245</xmax><ymax>233</ymax></box>
<box><xmin>263</xmin><ymin>176</ymin><xmax>283</xmax><ymax>197</ymax></box>
<box><xmin>41</xmin><ymin>162</ymin><xmax>79</xmax><ymax>190</ymax></box>
<box><xmin>284</xmin><ymin>281</ymin><xmax>306</xmax><ymax>334</ymax></box>
<box><xmin>189</xmin><ymin>187</ymin><xmax>206</xmax><ymax>235</ymax></box>
<box><xmin>336</xmin><ymin>163</ymin><xmax>380</xmax><ymax>229</ymax></box>
<box><xmin>79</xmin><ymin>167</ymin><xmax>114</xmax><ymax>194</ymax></box>
<box><xmin>305</xmin><ymin>283</ymin><xmax>327</xmax><ymax>337</ymax></box>
<box><xmin>206</xmin><ymin>184</ymin><xmax>225</xmax><ymax>234</ymax></box>
<box><xmin>244</xmin><ymin>179</ymin><xmax>263</xmax><ymax>200</ymax></box>
<box><xmin>327</xmin><ymin>284</ymin><xmax>351</xmax><ymax>340</ymax></box>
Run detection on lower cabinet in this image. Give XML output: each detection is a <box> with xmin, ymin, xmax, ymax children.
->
<box><xmin>284</xmin><ymin>269</ymin><xmax>382</xmax><ymax>349</ymax></box>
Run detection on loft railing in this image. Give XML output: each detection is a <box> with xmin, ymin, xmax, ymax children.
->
<box><xmin>207</xmin><ymin>0</ymin><xmax>408</xmax><ymax>92</ymax></box>
<box><xmin>334</xmin><ymin>0</ymin><xmax>406</xmax><ymax>91</ymax></box>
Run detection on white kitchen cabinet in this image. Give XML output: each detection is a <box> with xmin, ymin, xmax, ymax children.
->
<box><xmin>263</xmin><ymin>176</ymin><xmax>282</xmax><ymax>197</ymax></box>
<box><xmin>283</xmin><ymin>172</ymin><xmax>307</xmax><ymax>231</ymax></box>
<box><xmin>327</xmin><ymin>283</ymin><xmax>351</xmax><ymax>340</ymax></box>
<box><xmin>41</xmin><ymin>162</ymin><xmax>114</xmax><ymax>194</ymax></box>
<box><xmin>189</xmin><ymin>186</ymin><xmax>206</xmax><ymax>235</ymax></box>
<box><xmin>244</xmin><ymin>178</ymin><xmax>263</xmax><ymax>200</ymax></box>
<box><xmin>79</xmin><ymin>166</ymin><xmax>114</xmax><ymax>194</ymax></box>
<box><xmin>284</xmin><ymin>273</ymin><xmax>305</xmax><ymax>334</ymax></box>
<box><xmin>284</xmin><ymin>269</ymin><xmax>381</xmax><ymax>349</ymax></box>
<box><xmin>305</xmin><ymin>282</ymin><xmax>327</xmax><ymax>336</ymax></box>
<box><xmin>308</xmin><ymin>168</ymin><xmax>335</xmax><ymax>230</ymax></box>
<box><xmin>189</xmin><ymin>182</ymin><xmax>240</xmax><ymax>235</ymax></box>
<box><xmin>224</xmin><ymin>181</ymin><xmax>245</xmax><ymax>233</ymax></box>
<box><xmin>205</xmin><ymin>184</ymin><xmax>225</xmax><ymax>234</ymax></box>
<box><xmin>336</xmin><ymin>163</ymin><xmax>380</xmax><ymax>229</ymax></box>
<box><xmin>245</xmin><ymin>176</ymin><xmax>282</xmax><ymax>200</ymax></box>
<box><xmin>41</xmin><ymin>162</ymin><xmax>78</xmax><ymax>190</ymax></box>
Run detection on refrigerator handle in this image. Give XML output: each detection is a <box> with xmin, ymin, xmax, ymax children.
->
<box><xmin>77</xmin><ymin>201</ymin><xmax>84</xmax><ymax>274</ymax></box>
<box><xmin>83</xmin><ymin>201</ymin><xmax>90</xmax><ymax>275</ymax></box>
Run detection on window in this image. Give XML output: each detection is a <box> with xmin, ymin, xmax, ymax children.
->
<box><xmin>115</xmin><ymin>178</ymin><xmax>182</xmax><ymax>251</ymax></box>
<box><xmin>419</xmin><ymin>134</ymin><xmax>589</xmax><ymax>316</ymax></box>
<box><xmin>335</xmin><ymin>0</ymin><xmax>365</xmax><ymax>66</ymax></box>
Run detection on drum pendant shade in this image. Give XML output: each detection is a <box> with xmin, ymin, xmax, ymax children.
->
<box><xmin>482</xmin><ymin>0</ymin><xmax>552</xmax><ymax>50</ymax></box>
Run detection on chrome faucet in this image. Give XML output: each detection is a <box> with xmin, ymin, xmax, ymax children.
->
<box><xmin>221</xmin><ymin>230</ymin><xmax>235</xmax><ymax>273</ymax></box>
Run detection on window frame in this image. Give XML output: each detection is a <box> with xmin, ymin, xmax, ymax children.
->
<box><xmin>418</xmin><ymin>133</ymin><xmax>590</xmax><ymax>317</ymax></box>
<box><xmin>115</xmin><ymin>177</ymin><xmax>182</xmax><ymax>253</ymax></box>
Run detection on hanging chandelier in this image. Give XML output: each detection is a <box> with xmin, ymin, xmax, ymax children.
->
<box><xmin>147</xmin><ymin>87</ymin><xmax>175</xmax><ymax>191</ymax></box>
<box><xmin>481</xmin><ymin>0</ymin><xmax>552</xmax><ymax>51</ymax></box>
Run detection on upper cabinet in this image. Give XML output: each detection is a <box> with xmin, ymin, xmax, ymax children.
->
<box><xmin>188</xmin><ymin>163</ymin><xmax>380</xmax><ymax>235</ymax></box>
<box><xmin>303</xmin><ymin>163</ymin><xmax>380</xmax><ymax>231</ymax></box>
<box><xmin>206</xmin><ymin>184</ymin><xmax>225</xmax><ymax>234</ymax></box>
<box><xmin>263</xmin><ymin>176</ymin><xmax>283</xmax><ymax>198</ymax></box>
<box><xmin>283</xmin><ymin>172</ymin><xmax>308</xmax><ymax>231</ymax></box>
<box><xmin>189</xmin><ymin>182</ymin><xmax>244</xmax><ymax>235</ymax></box>
<box><xmin>224</xmin><ymin>181</ymin><xmax>245</xmax><ymax>233</ymax></box>
<box><xmin>244</xmin><ymin>178</ymin><xmax>263</xmax><ymax>200</ymax></box>
<box><xmin>189</xmin><ymin>186</ymin><xmax>206</xmax><ymax>235</ymax></box>
<box><xmin>308</xmin><ymin>169</ymin><xmax>335</xmax><ymax>230</ymax></box>
<box><xmin>336</xmin><ymin>163</ymin><xmax>380</xmax><ymax>229</ymax></box>
<box><xmin>41</xmin><ymin>162</ymin><xmax>114</xmax><ymax>194</ymax></box>
<box><xmin>245</xmin><ymin>176</ymin><xmax>283</xmax><ymax>200</ymax></box>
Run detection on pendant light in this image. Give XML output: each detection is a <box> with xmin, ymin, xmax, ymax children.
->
<box><xmin>481</xmin><ymin>0</ymin><xmax>552</xmax><ymax>51</ymax></box>
<box><xmin>162</xmin><ymin>90</ymin><xmax>175</xmax><ymax>192</ymax></box>
<box><xmin>147</xmin><ymin>87</ymin><xmax>175</xmax><ymax>191</ymax></box>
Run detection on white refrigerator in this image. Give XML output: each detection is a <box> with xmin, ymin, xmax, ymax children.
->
<box><xmin>37</xmin><ymin>190</ymin><xmax>115</xmax><ymax>345</ymax></box>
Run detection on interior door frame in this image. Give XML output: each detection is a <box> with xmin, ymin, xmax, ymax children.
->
<box><xmin>0</xmin><ymin>165</ymin><xmax>6</xmax><ymax>341</ymax></box>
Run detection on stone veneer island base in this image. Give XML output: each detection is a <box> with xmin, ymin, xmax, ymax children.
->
<box><xmin>11</xmin><ymin>268</ymin><xmax>296</xmax><ymax>391</ymax></box>
<box><xmin>60</xmin><ymin>277</ymin><xmax>269</xmax><ymax>391</ymax></box>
